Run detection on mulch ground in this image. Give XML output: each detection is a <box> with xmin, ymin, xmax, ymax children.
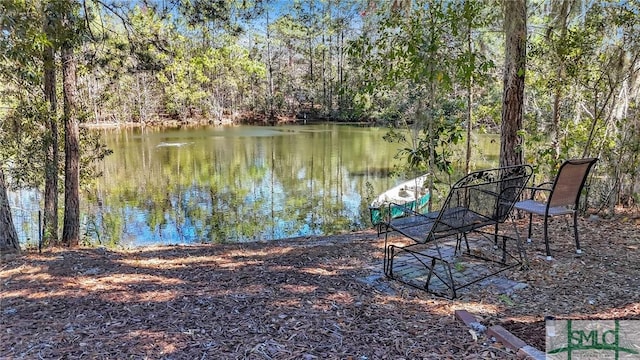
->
<box><xmin>1</xmin><ymin>213</ymin><xmax>639</xmax><ymax>359</ymax></box>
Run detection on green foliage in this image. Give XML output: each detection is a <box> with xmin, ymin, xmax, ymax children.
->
<box><xmin>1</xmin><ymin>4</ymin><xmax>46</xmax><ymax>87</ymax></box>
<box><xmin>0</xmin><ymin>100</ymin><xmax>49</xmax><ymax>189</ymax></box>
<box><xmin>498</xmin><ymin>294</ymin><xmax>515</xmax><ymax>306</ymax></box>
<box><xmin>157</xmin><ymin>39</ymin><xmax>266</xmax><ymax>119</ymax></box>
<box><xmin>79</xmin><ymin>128</ymin><xmax>113</xmax><ymax>189</ymax></box>
<box><xmin>521</xmin><ymin>0</ymin><xmax>640</xmax><ymax>213</ymax></box>
<box><xmin>526</xmin><ymin>0</ymin><xmax>640</xmax><ymax>178</ymax></box>
<box><xmin>347</xmin><ymin>0</ymin><xmax>494</xmax><ymax>180</ymax></box>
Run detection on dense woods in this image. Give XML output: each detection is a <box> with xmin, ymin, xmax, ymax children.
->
<box><xmin>1</xmin><ymin>0</ymin><xmax>639</xmax><ymax>252</ymax></box>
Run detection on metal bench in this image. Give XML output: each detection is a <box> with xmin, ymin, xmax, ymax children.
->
<box><xmin>382</xmin><ymin>164</ymin><xmax>533</xmax><ymax>299</ymax></box>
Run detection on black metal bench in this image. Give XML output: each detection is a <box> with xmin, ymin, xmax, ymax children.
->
<box><xmin>382</xmin><ymin>164</ymin><xmax>533</xmax><ymax>299</ymax></box>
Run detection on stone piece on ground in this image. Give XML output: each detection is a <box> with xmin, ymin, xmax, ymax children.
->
<box><xmin>454</xmin><ymin>310</ymin><xmax>486</xmax><ymax>333</ymax></box>
<box><xmin>358</xmin><ymin>273</ymin><xmax>396</xmax><ymax>295</ymax></box>
<box><xmin>479</xmin><ymin>276</ymin><xmax>528</xmax><ymax>295</ymax></box>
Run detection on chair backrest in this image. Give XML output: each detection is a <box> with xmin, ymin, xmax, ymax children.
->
<box><xmin>548</xmin><ymin>158</ymin><xmax>598</xmax><ymax>208</ymax></box>
<box><xmin>433</xmin><ymin>164</ymin><xmax>533</xmax><ymax>233</ymax></box>
<box><xmin>493</xmin><ymin>164</ymin><xmax>535</xmax><ymax>221</ymax></box>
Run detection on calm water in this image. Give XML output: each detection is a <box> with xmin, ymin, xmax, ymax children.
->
<box><xmin>87</xmin><ymin>124</ymin><xmax>408</xmax><ymax>246</ymax></box>
<box><xmin>11</xmin><ymin>124</ymin><xmax>499</xmax><ymax>247</ymax></box>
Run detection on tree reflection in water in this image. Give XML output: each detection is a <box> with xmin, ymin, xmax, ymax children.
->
<box><xmin>84</xmin><ymin>124</ymin><xmax>498</xmax><ymax>247</ymax></box>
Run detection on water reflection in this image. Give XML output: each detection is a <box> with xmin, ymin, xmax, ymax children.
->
<box><xmin>3</xmin><ymin>124</ymin><xmax>499</xmax><ymax>247</ymax></box>
<box><xmin>9</xmin><ymin>124</ymin><xmax>499</xmax><ymax>247</ymax></box>
<box><xmin>86</xmin><ymin>124</ymin><xmax>410</xmax><ymax>247</ymax></box>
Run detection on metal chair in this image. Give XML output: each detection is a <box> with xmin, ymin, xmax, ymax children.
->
<box><xmin>514</xmin><ymin>158</ymin><xmax>598</xmax><ymax>259</ymax></box>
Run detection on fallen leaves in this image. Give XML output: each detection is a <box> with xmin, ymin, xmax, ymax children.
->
<box><xmin>1</xmin><ymin>212</ymin><xmax>638</xmax><ymax>359</ymax></box>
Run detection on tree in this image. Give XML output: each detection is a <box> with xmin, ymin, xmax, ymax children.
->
<box><xmin>500</xmin><ymin>0</ymin><xmax>526</xmax><ymax>168</ymax></box>
<box><xmin>0</xmin><ymin>0</ymin><xmax>43</xmax><ymax>254</ymax></box>
<box><xmin>43</xmin><ymin>1</ymin><xmax>60</xmax><ymax>245</ymax></box>
<box><xmin>347</xmin><ymin>0</ymin><xmax>484</xmax><ymax>213</ymax></box>
<box><xmin>61</xmin><ymin>4</ymin><xmax>81</xmax><ymax>246</ymax></box>
<box><xmin>548</xmin><ymin>0</ymin><xmax>572</xmax><ymax>162</ymax></box>
<box><xmin>0</xmin><ymin>169</ymin><xmax>21</xmax><ymax>255</ymax></box>
<box><xmin>453</xmin><ymin>0</ymin><xmax>495</xmax><ymax>174</ymax></box>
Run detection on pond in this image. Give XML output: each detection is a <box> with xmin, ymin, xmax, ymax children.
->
<box><xmin>11</xmin><ymin>123</ymin><xmax>499</xmax><ymax>247</ymax></box>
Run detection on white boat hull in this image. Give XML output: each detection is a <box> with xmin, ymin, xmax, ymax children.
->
<box><xmin>369</xmin><ymin>174</ymin><xmax>430</xmax><ymax>226</ymax></box>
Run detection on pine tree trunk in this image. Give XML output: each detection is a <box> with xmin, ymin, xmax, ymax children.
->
<box><xmin>500</xmin><ymin>0</ymin><xmax>527</xmax><ymax>168</ymax></box>
<box><xmin>465</xmin><ymin>16</ymin><xmax>473</xmax><ymax>175</ymax></box>
<box><xmin>0</xmin><ymin>169</ymin><xmax>21</xmax><ymax>255</ymax></box>
<box><xmin>43</xmin><ymin>16</ymin><xmax>59</xmax><ymax>246</ymax></box>
<box><xmin>62</xmin><ymin>45</ymin><xmax>80</xmax><ymax>247</ymax></box>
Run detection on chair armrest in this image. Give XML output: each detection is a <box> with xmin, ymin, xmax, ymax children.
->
<box><xmin>523</xmin><ymin>182</ymin><xmax>553</xmax><ymax>200</ymax></box>
<box><xmin>534</xmin><ymin>181</ymin><xmax>554</xmax><ymax>188</ymax></box>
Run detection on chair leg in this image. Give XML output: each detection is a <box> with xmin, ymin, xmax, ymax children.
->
<box><xmin>527</xmin><ymin>212</ymin><xmax>533</xmax><ymax>242</ymax></box>
<box><xmin>383</xmin><ymin>231</ymin><xmax>390</xmax><ymax>274</ymax></box>
<box><xmin>573</xmin><ymin>211</ymin><xmax>582</xmax><ymax>254</ymax></box>
<box><xmin>510</xmin><ymin>216</ymin><xmax>529</xmax><ymax>268</ymax></box>
<box><xmin>544</xmin><ymin>215</ymin><xmax>552</xmax><ymax>260</ymax></box>
<box><xmin>464</xmin><ymin>233</ymin><xmax>470</xmax><ymax>253</ymax></box>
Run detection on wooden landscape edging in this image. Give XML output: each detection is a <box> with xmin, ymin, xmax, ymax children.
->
<box><xmin>454</xmin><ymin>310</ymin><xmax>546</xmax><ymax>360</ymax></box>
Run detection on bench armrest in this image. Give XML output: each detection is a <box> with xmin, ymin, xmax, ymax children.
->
<box><xmin>387</xmin><ymin>201</ymin><xmax>438</xmax><ymax>219</ymax></box>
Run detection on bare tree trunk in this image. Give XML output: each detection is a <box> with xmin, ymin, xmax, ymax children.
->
<box><xmin>308</xmin><ymin>0</ymin><xmax>315</xmax><ymax>111</ymax></box>
<box><xmin>266</xmin><ymin>9</ymin><xmax>275</xmax><ymax>122</ymax></box>
<box><xmin>551</xmin><ymin>88</ymin><xmax>561</xmax><ymax>159</ymax></box>
<box><xmin>465</xmin><ymin>15</ymin><xmax>473</xmax><ymax>175</ymax></box>
<box><xmin>322</xmin><ymin>33</ymin><xmax>327</xmax><ymax>112</ymax></box>
<box><xmin>43</xmin><ymin>14</ymin><xmax>59</xmax><ymax>246</ymax></box>
<box><xmin>551</xmin><ymin>0</ymin><xmax>571</xmax><ymax>161</ymax></box>
<box><xmin>339</xmin><ymin>29</ymin><xmax>344</xmax><ymax>110</ymax></box>
<box><xmin>0</xmin><ymin>169</ymin><xmax>21</xmax><ymax>255</ymax></box>
<box><xmin>62</xmin><ymin>45</ymin><xmax>80</xmax><ymax>247</ymax></box>
<box><xmin>500</xmin><ymin>0</ymin><xmax>527</xmax><ymax>168</ymax></box>
<box><xmin>328</xmin><ymin>33</ymin><xmax>333</xmax><ymax>113</ymax></box>
<box><xmin>308</xmin><ymin>36</ymin><xmax>314</xmax><ymax>110</ymax></box>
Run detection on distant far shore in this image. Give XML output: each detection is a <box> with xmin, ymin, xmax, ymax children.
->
<box><xmin>80</xmin><ymin>113</ymin><xmax>375</xmax><ymax>129</ymax></box>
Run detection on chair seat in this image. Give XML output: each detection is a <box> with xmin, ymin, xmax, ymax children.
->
<box><xmin>514</xmin><ymin>199</ymin><xmax>575</xmax><ymax>216</ymax></box>
<box><xmin>387</xmin><ymin>207</ymin><xmax>496</xmax><ymax>243</ymax></box>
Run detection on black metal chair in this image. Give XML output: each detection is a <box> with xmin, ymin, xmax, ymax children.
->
<box><xmin>514</xmin><ymin>158</ymin><xmax>598</xmax><ymax>259</ymax></box>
